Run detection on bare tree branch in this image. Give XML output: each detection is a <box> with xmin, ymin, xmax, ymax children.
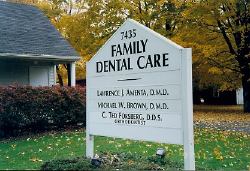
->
<box><xmin>217</xmin><ymin>20</ymin><xmax>237</xmax><ymax>55</ymax></box>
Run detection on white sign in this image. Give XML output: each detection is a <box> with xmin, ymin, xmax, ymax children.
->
<box><xmin>86</xmin><ymin>19</ymin><xmax>195</xmax><ymax>170</ymax></box>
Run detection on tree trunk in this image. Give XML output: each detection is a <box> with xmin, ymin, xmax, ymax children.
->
<box><xmin>242</xmin><ymin>74</ymin><xmax>250</xmax><ymax>113</ymax></box>
<box><xmin>237</xmin><ymin>47</ymin><xmax>250</xmax><ymax>113</ymax></box>
<box><xmin>67</xmin><ymin>63</ymin><xmax>71</xmax><ymax>86</ymax></box>
<box><xmin>56</xmin><ymin>65</ymin><xmax>64</xmax><ymax>86</ymax></box>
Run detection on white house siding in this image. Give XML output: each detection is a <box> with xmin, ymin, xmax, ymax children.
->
<box><xmin>29</xmin><ymin>66</ymin><xmax>49</xmax><ymax>86</ymax></box>
<box><xmin>0</xmin><ymin>61</ymin><xmax>55</xmax><ymax>87</ymax></box>
<box><xmin>236</xmin><ymin>88</ymin><xmax>244</xmax><ymax>105</ymax></box>
<box><xmin>48</xmin><ymin>65</ymin><xmax>55</xmax><ymax>86</ymax></box>
<box><xmin>0</xmin><ymin>62</ymin><xmax>29</xmax><ymax>85</ymax></box>
<box><xmin>29</xmin><ymin>65</ymin><xmax>55</xmax><ymax>87</ymax></box>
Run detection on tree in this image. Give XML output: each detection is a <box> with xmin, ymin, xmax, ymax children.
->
<box><xmin>178</xmin><ymin>0</ymin><xmax>249</xmax><ymax>112</ymax></box>
<box><xmin>37</xmin><ymin>0</ymin><xmax>76</xmax><ymax>86</ymax></box>
<box><xmin>45</xmin><ymin>0</ymin><xmax>185</xmax><ymax>80</ymax></box>
<box><xmin>7</xmin><ymin>0</ymin><xmax>38</xmax><ymax>4</ymax></box>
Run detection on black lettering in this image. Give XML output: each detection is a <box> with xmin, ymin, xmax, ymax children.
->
<box><xmin>120</xmin><ymin>58</ymin><xmax>127</xmax><ymax>70</ymax></box>
<box><xmin>123</xmin><ymin>42</ymin><xmax>133</xmax><ymax>55</ymax></box>
<box><xmin>137</xmin><ymin>41</ymin><xmax>142</xmax><ymax>53</ymax></box>
<box><xmin>154</xmin><ymin>54</ymin><xmax>161</xmax><ymax>67</ymax></box>
<box><xmin>116</xmin><ymin>44</ymin><xmax>122</xmax><ymax>56</ymax></box>
<box><xmin>102</xmin><ymin>112</ymin><xmax>107</xmax><ymax>118</ymax></box>
<box><xmin>117</xmin><ymin>59</ymin><xmax>121</xmax><ymax>71</ymax></box>
<box><xmin>163</xmin><ymin>53</ymin><xmax>169</xmax><ymax>67</ymax></box>
<box><xmin>103</xmin><ymin>60</ymin><xmax>109</xmax><ymax>72</ymax></box>
<box><xmin>111</xmin><ymin>45</ymin><xmax>116</xmax><ymax>57</ymax></box>
<box><xmin>141</xmin><ymin>39</ymin><xmax>148</xmax><ymax>52</ymax></box>
<box><xmin>96</xmin><ymin>61</ymin><xmax>103</xmax><ymax>73</ymax></box>
<box><xmin>146</xmin><ymin>55</ymin><xmax>153</xmax><ymax>68</ymax></box>
<box><xmin>137</xmin><ymin>56</ymin><xmax>145</xmax><ymax>69</ymax></box>
<box><xmin>133</xmin><ymin>41</ymin><xmax>136</xmax><ymax>54</ymax></box>
<box><xmin>127</xmin><ymin>58</ymin><xmax>133</xmax><ymax>70</ymax></box>
<box><xmin>109</xmin><ymin>60</ymin><xmax>115</xmax><ymax>72</ymax></box>
<box><xmin>150</xmin><ymin>103</ymin><xmax>155</xmax><ymax>109</ymax></box>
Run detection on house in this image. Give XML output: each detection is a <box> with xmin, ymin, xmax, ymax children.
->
<box><xmin>193</xmin><ymin>86</ymin><xmax>244</xmax><ymax>105</ymax></box>
<box><xmin>236</xmin><ymin>88</ymin><xmax>244</xmax><ymax>104</ymax></box>
<box><xmin>0</xmin><ymin>1</ymin><xmax>80</xmax><ymax>86</ymax></box>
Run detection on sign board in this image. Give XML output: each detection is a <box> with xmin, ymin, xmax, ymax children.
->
<box><xmin>86</xmin><ymin>19</ymin><xmax>195</xmax><ymax>170</ymax></box>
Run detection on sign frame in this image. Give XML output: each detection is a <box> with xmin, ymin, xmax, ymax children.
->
<box><xmin>86</xmin><ymin>19</ymin><xmax>195</xmax><ymax>170</ymax></box>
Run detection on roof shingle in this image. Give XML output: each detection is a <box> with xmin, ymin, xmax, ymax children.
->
<box><xmin>0</xmin><ymin>1</ymin><xmax>79</xmax><ymax>57</ymax></box>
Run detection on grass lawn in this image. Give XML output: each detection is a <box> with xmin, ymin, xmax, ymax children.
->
<box><xmin>0</xmin><ymin>105</ymin><xmax>249</xmax><ymax>170</ymax></box>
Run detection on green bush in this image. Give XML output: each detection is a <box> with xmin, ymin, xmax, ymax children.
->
<box><xmin>0</xmin><ymin>85</ymin><xmax>86</xmax><ymax>138</ymax></box>
<box><xmin>41</xmin><ymin>157</ymin><xmax>94</xmax><ymax>171</ymax></box>
<box><xmin>40</xmin><ymin>153</ymin><xmax>186</xmax><ymax>171</ymax></box>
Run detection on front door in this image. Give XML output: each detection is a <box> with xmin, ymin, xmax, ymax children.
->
<box><xmin>29</xmin><ymin>66</ymin><xmax>49</xmax><ymax>86</ymax></box>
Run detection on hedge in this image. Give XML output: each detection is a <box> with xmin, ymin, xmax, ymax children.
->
<box><xmin>0</xmin><ymin>85</ymin><xmax>86</xmax><ymax>138</ymax></box>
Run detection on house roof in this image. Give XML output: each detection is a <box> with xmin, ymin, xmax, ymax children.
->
<box><xmin>0</xmin><ymin>1</ymin><xmax>80</xmax><ymax>60</ymax></box>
